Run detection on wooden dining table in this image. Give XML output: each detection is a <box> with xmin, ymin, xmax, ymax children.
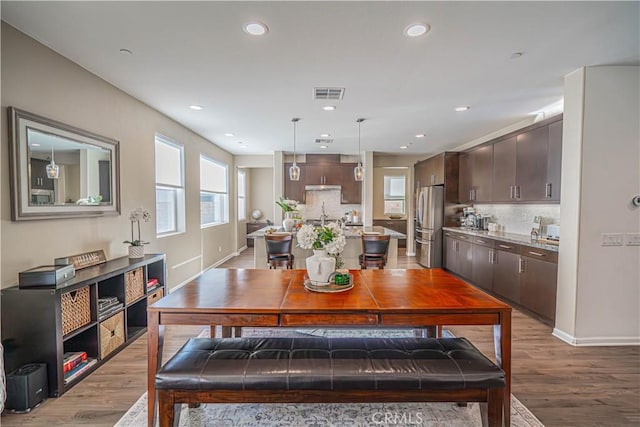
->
<box><xmin>147</xmin><ymin>268</ymin><xmax>512</xmax><ymax>426</ymax></box>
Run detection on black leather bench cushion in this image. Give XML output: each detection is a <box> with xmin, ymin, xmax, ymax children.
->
<box><xmin>156</xmin><ymin>337</ymin><xmax>505</xmax><ymax>391</ymax></box>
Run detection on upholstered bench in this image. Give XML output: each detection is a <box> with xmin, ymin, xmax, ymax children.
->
<box><xmin>155</xmin><ymin>337</ymin><xmax>505</xmax><ymax>426</ymax></box>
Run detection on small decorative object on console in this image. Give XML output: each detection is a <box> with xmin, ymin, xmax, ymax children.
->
<box><xmin>55</xmin><ymin>249</ymin><xmax>107</xmax><ymax>270</ymax></box>
<box><xmin>18</xmin><ymin>264</ymin><xmax>75</xmax><ymax>289</ymax></box>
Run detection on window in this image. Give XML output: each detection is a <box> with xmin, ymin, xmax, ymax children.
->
<box><xmin>200</xmin><ymin>155</ymin><xmax>229</xmax><ymax>226</ymax></box>
<box><xmin>237</xmin><ymin>169</ymin><xmax>246</xmax><ymax>221</ymax></box>
<box><xmin>383</xmin><ymin>175</ymin><xmax>406</xmax><ymax>215</ymax></box>
<box><xmin>155</xmin><ymin>135</ymin><xmax>185</xmax><ymax>235</ymax></box>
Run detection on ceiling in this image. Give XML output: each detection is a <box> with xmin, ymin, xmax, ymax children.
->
<box><xmin>2</xmin><ymin>1</ymin><xmax>638</xmax><ymax>157</ymax></box>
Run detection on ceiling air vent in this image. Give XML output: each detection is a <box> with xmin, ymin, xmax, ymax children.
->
<box><xmin>313</xmin><ymin>87</ymin><xmax>345</xmax><ymax>100</ymax></box>
<box><xmin>315</xmin><ymin>138</ymin><xmax>334</xmax><ymax>144</ymax></box>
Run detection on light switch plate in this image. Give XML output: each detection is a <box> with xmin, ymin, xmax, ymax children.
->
<box><xmin>625</xmin><ymin>233</ymin><xmax>640</xmax><ymax>246</ymax></box>
<box><xmin>602</xmin><ymin>233</ymin><xmax>624</xmax><ymax>246</ymax></box>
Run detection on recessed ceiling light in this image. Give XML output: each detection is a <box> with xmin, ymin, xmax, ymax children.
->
<box><xmin>240</xmin><ymin>145</ymin><xmax>248</xmax><ymax>149</ymax></box>
<box><xmin>400</xmin><ymin>145</ymin><xmax>408</xmax><ymax>150</ymax></box>
<box><xmin>405</xmin><ymin>23</ymin><xmax>430</xmax><ymax>37</ymax></box>
<box><xmin>237</xmin><ymin>141</ymin><xmax>245</xmax><ymax>144</ymax></box>
<box><xmin>189</xmin><ymin>105</ymin><xmax>203</xmax><ymax>111</ymax></box>
<box><xmin>224</xmin><ymin>133</ymin><xmax>235</xmax><ymax>137</ymax></box>
<box><xmin>119</xmin><ymin>48</ymin><xmax>133</xmax><ymax>55</ymax></box>
<box><xmin>320</xmin><ymin>133</ymin><xmax>331</xmax><ymax>138</ymax></box>
<box><xmin>322</xmin><ymin>105</ymin><xmax>336</xmax><ymax>111</ymax></box>
<box><xmin>510</xmin><ymin>52</ymin><xmax>524</xmax><ymax>59</ymax></box>
<box><xmin>31</xmin><ymin>143</ymin><xmax>41</xmax><ymax>147</ymax></box>
<box><xmin>415</xmin><ymin>134</ymin><xmax>426</xmax><ymax>138</ymax></box>
<box><xmin>455</xmin><ymin>106</ymin><xmax>470</xmax><ymax>112</ymax></box>
<box><xmin>243</xmin><ymin>22</ymin><xmax>268</xmax><ymax>36</ymax></box>
<box><xmin>320</xmin><ymin>145</ymin><xmax>328</xmax><ymax>149</ymax></box>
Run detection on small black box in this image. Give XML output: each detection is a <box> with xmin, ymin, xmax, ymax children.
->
<box><xmin>18</xmin><ymin>264</ymin><xmax>75</xmax><ymax>288</ymax></box>
<box><xmin>5</xmin><ymin>363</ymin><xmax>48</xmax><ymax>412</ymax></box>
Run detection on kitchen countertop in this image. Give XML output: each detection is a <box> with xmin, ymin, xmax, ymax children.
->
<box><xmin>443</xmin><ymin>227</ymin><xmax>559</xmax><ymax>252</ymax></box>
<box><xmin>248</xmin><ymin>225</ymin><xmax>406</xmax><ymax>239</ymax></box>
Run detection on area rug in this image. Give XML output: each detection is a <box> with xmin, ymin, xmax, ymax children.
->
<box><xmin>116</xmin><ymin>327</ymin><xmax>544</xmax><ymax>427</ymax></box>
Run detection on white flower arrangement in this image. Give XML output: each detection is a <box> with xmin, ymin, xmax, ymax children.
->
<box><xmin>124</xmin><ymin>207</ymin><xmax>151</xmax><ymax>246</ymax></box>
<box><xmin>296</xmin><ymin>222</ymin><xmax>346</xmax><ymax>255</ymax></box>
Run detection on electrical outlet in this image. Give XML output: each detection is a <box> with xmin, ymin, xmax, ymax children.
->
<box><xmin>601</xmin><ymin>233</ymin><xmax>624</xmax><ymax>246</ymax></box>
<box><xmin>218</xmin><ymin>246</ymin><xmax>222</xmax><ymax>252</ymax></box>
<box><xmin>626</xmin><ymin>233</ymin><xmax>640</xmax><ymax>246</ymax></box>
<box><xmin>521</xmin><ymin>212</ymin><xmax>528</xmax><ymax>220</ymax></box>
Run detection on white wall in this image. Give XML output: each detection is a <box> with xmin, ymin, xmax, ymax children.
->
<box><xmin>554</xmin><ymin>66</ymin><xmax>640</xmax><ymax>345</ymax></box>
<box><xmin>1</xmin><ymin>23</ymin><xmax>235</xmax><ymax>289</ymax></box>
<box><xmin>248</xmin><ymin>168</ymin><xmax>275</xmax><ymax>224</ymax></box>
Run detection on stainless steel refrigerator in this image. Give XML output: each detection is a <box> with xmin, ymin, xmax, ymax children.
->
<box><xmin>415</xmin><ymin>185</ymin><xmax>444</xmax><ymax>268</ymax></box>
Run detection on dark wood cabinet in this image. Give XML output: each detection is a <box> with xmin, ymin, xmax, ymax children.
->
<box><xmin>415</xmin><ymin>155</ymin><xmax>446</xmax><ymax>187</ymax></box>
<box><xmin>546</xmin><ymin>120</ymin><xmax>563</xmax><ymax>202</ymax></box>
<box><xmin>458</xmin><ymin>146</ymin><xmax>493</xmax><ymax>203</ymax></box>
<box><xmin>340</xmin><ymin>164</ymin><xmax>362</xmax><ymax>204</ymax></box>
<box><xmin>283</xmin><ymin>163</ymin><xmax>306</xmax><ymax>203</ymax></box>
<box><xmin>246</xmin><ymin>222</ymin><xmax>268</xmax><ymax>247</ymax></box>
<box><xmin>414</xmin><ymin>153</ymin><xmax>459</xmax><ymax>226</ymax></box>
<box><xmin>492</xmin><ymin>246</ymin><xmax>521</xmax><ymax>303</ymax></box>
<box><xmin>1</xmin><ymin>254</ymin><xmax>166</xmax><ymax>397</ymax></box>
<box><xmin>444</xmin><ymin>232</ymin><xmax>472</xmax><ymax>279</ymax></box>
<box><xmin>492</xmin><ymin>136</ymin><xmax>517</xmax><ymax>202</ymax></box>
<box><xmin>30</xmin><ymin>158</ymin><xmax>55</xmax><ymax>190</ymax></box>
<box><xmin>373</xmin><ymin>219</ymin><xmax>406</xmax><ymax>248</ymax></box>
<box><xmin>471</xmin><ymin>237</ymin><xmax>494</xmax><ymax>291</ymax></box>
<box><xmin>519</xmin><ymin>247</ymin><xmax>558</xmax><ymax>323</ymax></box>
<box><xmin>516</xmin><ymin>126</ymin><xmax>549</xmax><ymax>201</ymax></box>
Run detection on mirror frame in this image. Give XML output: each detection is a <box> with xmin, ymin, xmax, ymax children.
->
<box><xmin>8</xmin><ymin>107</ymin><xmax>121</xmax><ymax>221</ymax></box>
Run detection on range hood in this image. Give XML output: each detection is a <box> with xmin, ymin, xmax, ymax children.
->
<box><xmin>305</xmin><ymin>184</ymin><xmax>342</xmax><ymax>191</ymax></box>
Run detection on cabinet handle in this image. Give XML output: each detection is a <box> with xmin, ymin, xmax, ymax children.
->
<box><xmin>431</xmin><ymin>174</ymin><xmax>435</xmax><ymax>185</ymax></box>
<box><xmin>527</xmin><ymin>251</ymin><xmax>547</xmax><ymax>258</ymax></box>
<box><xmin>498</xmin><ymin>244</ymin><xmax>513</xmax><ymax>249</ymax></box>
<box><xmin>492</xmin><ymin>250</ymin><xmax>498</xmax><ymax>264</ymax></box>
<box><xmin>510</xmin><ymin>186</ymin><xmax>515</xmax><ymax>199</ymax></box>
<box><xmin>546</xmin><ymin>183</ymin><xmax>552</xmax><ymax>198</ymax></box>
<box><xmin>477</xmin><ymin>239</ymin><xmax>486</xmax><ymax>244</ymax></box>
<box><xmin>489</xmin><ymin>249</ymin><xmax>494</xmax><ymax>264</ymax></box>
<box><xmin>516</xmin><ymin>185</ymin><xmax>521</xmax><ymax>199</ymax></box>
<box><xmin>518</xmin><ymin>258</ymin><xmax>525</xmax><ymax>273</ymax></box>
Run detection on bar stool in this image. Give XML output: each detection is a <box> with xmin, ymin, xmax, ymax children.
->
<box><xmin>265</xmin><ymin>233</ymin><xmax>295</xmax><ymax>269</ymax></box>
<box><xmin>359</xmin><ymin>234</ymin><xmax>391</xmax><ymax>269</ymax></box>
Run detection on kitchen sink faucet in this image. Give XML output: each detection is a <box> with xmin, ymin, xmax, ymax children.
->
<box><xmin>320</xmin><ymin>202</ymin><xmax>328</xmax><ymax>227</ymax></box>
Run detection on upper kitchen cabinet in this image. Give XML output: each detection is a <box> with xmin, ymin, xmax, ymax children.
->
<box><xmin>306</xmin><ymin>164</ymin><xmax>341</xmax><ymax>186</ymax></box>
<box><xmin>340</xmin><ymin>164</ymin><xmax>362</xmax><ymax>204</ymax></box>
<box><xmin>458</xmin><ymin>145</ymin><xmax>493</xmax><ymax>203</ymax></box>
<box><xmin>546</xmin><ymin>120</ymin><xmax>563</xmax><ymax>202</ymax></box>
<box><xmin>414</xmin><ymin>152</ymin><xmax>459</xmax><ymax>203</ymax></box>
<box><xmin>283</xmin><ymin>163</ymin><xmax>306</xmax><ymax>203</ymax></box>
<box><xmin>491</xmin><ymin>116</ymin><xmax>562</xmax><ymax>203</ymax></box>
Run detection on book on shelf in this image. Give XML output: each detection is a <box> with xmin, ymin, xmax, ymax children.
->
<box><xmin>63</xmin><ymin>351</ymin><xmax>87</xmax><ymax>373</ymax></box>
<box><xmin>146</xmin><ymin>278</ymin><xmax>159</xmax><ymax>288</ymax></box>
<box><xmin>98</xmin><ymin>303</ymin><xmax>124</xmax><ymax>320</ymax></box>
<box><xmin>64</xmin><ymin>358</ymin><xmax>97</xmax><ymax>384</ymax></box>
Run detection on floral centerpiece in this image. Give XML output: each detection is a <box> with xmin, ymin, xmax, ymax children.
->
<box><xmin>124</xmin><ymin>207</ymin><xmax>151</xmax><ymax>258</ymax></box>
<box><xmin>275</xmin><ymin>197</ymin><xmax>298</xmax><ymax>212</ymax></box>
<box><xmin>276</xmin><ymin>197</ymin><xmax>300</xmax><ymax>231</ymax></box>
<box><xmin>297</xmin><ymin>222</ymin><xmax>346</xmax><ymax>284</ymax></box>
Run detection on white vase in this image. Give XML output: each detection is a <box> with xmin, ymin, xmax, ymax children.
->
<box><xmin>128</xmin><ymin>245</ymin><xmax>145</xmax><ymax>259</ymax></box>
<box><xmin>306</xmin><ymin>249</ymin><xmax>336</xmax><ymax>285</ymax></box>
<box><xmin>283</xmin><ymin>211</ymin><xmax>297</xmax><ymax>232</ymax></box>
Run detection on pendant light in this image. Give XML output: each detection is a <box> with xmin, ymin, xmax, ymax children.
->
<box><xmin>46</xmin><ymin>143</ymin><xmax>59</xmax><ymax>179</ymax></box>
<box><xmin>354</xmin><ymin>118</ymin><xmax>365</xmax><ymax>181</ymax></box>
<box><xmin>289</xmin><ymin>117</ymin><xmax>301</xmax><ymax>181</ymax></box>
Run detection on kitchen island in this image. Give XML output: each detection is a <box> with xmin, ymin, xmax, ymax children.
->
<box><xmin>248</xmin><ymin>225</ymin><xmax>405</xmax><ymax>269</ymax></box>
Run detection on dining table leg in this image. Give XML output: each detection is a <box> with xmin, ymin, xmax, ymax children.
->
<box><xmin>494</xmin><ymin>312</ymin><xmax>512</xmax><ymax>426</ymax></box>
<box><xmin>147</xmin><ymin>310</ymin><xmax>164</xmax><ymax>427</ymax></box>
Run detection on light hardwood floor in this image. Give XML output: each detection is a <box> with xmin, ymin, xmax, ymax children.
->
<box><xmin>1</xmin><ymin>248</ymin><xmax>638</xmax><ymax>426</ymax></box>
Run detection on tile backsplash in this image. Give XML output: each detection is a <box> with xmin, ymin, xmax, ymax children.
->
<box><xmin>473</xmin><ymin>204</ymin><xmax>561</xmax><ymax>235</ymax></box>
<box><xmin>296</xmin><ymin>190</ymin><xmax>361</xmax><ymax>221</ymax></box>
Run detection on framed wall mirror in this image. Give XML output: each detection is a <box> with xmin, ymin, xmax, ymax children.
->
<box><xmin>8</xmin><ymin>107</ymin><xmax>121</xmax><ymax>221</ymax></box>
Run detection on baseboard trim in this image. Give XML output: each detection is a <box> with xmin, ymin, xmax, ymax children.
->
<box><xmin>553</xmin><ymin>328</ymin><xmax>640</xmax><ymax>346</ymax></box>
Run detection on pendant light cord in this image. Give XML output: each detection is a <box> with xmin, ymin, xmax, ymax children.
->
<box><xmin>292</xmin><ymin>117</ymin><xmax>299</xmax><ymax>163</ymax></box>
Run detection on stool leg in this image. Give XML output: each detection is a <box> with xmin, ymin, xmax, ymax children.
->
<box><xmin>210</xmin><ymin>325</ymin><xmax>217</xmax><ymax>338</ymax></box>
<box><xmin>221</xmin><ymin>326</ymin><xmax>232</xmax><ymax>338</ymax></box>
<box><xmin>233</xmin><ymin>327</ymin><xmax>242</xmax><ymax>337</ymax></box>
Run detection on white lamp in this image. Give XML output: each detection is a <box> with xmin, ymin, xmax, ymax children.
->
<box><xmin>46</xmin><ymin>144</ymin><xmax>59</xmax><ymax>179</ymax></box>
<box><xmin>354</xmin><ymin>118</ymin><xmax>365</xmax><ymax>181</ymax></box>
<box><xmin>289</xmin><ymin>118</ymin><xmax>301</xmax><ymax>181</ymax></box>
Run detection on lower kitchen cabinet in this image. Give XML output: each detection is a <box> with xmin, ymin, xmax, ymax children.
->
<box><xmin>492</xmin><ymin>248</ymin><xmax>521</xmax><ymax>304</ymax></box>
<box><xmin>520</xmin><ymin>248</ymin><xmax>558</xmax><ymax>323</ymax></box>
<box><xmin>471</xmin><ymin>242</ymin><xmax>493</xmax><ymax>291</ymax></box>
<box><xmin>444</xmin><ymin>232</ymin><xmax>473</xmax><ymax>279</ymax></box>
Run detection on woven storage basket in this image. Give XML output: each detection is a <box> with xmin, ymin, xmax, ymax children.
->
<box><xmin>125</xmin><ymin>267</ymin><xmax>144</xmax><ymax>304</ymax></box>
<box><xmin>99</xmin><ymin>311</ymin><xmax>125</xmax><ymax>358</ymax></box>
<box><xmin>61</xmin><ymin>286</ymin><xmax>91</xmax><ymax>336</ymax></box>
